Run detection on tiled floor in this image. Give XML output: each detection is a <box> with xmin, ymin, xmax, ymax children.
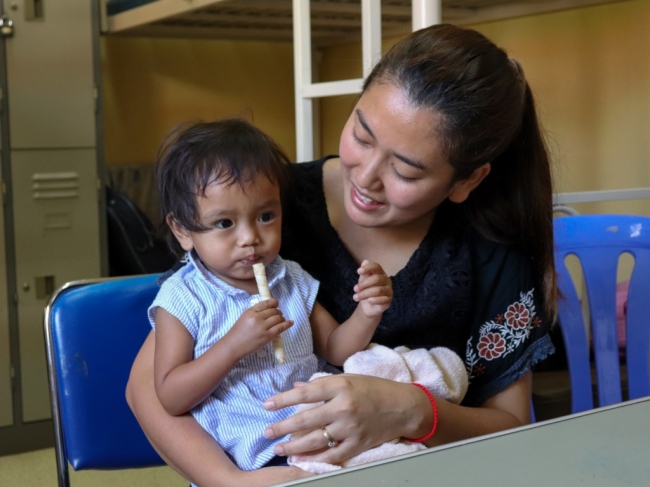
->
<box><xmin>0</xmin><ymin>447</ymin><xmax>186</xmax><ymax>486</ymax></box>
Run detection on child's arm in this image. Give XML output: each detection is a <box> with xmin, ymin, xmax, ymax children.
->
<box><xmin>310</xmin><ymin>260</ymin><xmax>392</xmax><ymax>366</ymax></box>
<box><xmin>153</xmin><ymin>299</ymin><xmax>293</xmax><ymax>415</ymax></box>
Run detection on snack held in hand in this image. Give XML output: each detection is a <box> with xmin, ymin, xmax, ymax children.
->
<box><xmin>253</xmin><ymin>263</ymin><xmax>285</xmax><ymax>364</ymax></box>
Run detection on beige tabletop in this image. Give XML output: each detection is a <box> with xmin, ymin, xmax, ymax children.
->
<box><xmin>279</xmin><ymin>396</ymin><xmax>650</xmax><ymax>487</ymax></box>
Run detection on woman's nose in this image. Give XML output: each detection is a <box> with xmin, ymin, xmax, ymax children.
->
<box><xmin>355</xmin><ymin>154</ymin><xmax>383</xmax><ymax>190</ymax></box>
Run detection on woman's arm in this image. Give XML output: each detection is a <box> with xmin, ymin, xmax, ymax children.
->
<box><xmin>262</xmin><ymin>372</ymin><xmax>531</xmax><ymax>464</ymax></box>
<box><xmin>126</xmin><ymin>331</ymin><xmax>311</xmax><ymax>487</ymax></box>
<box><xmin>424</xmin><ymin>371</ymin><xmax>531</xmax><ymax>446</ymax></box>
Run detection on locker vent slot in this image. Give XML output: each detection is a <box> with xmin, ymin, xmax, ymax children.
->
<box><xmin>32</xmin><ymin>172</ymin><xmax>79</xmax><ymax>200</ymax></box>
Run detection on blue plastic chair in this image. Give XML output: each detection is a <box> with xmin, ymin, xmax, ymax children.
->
<box><xmin>44</xmin><ymin>275</ymin><xmax>165</xmax><ymax>487</ymax></box>
<box><xmin>554</xmin><ymin>215</ymin><xmax>650</xmax><ymax>413</ymax></box>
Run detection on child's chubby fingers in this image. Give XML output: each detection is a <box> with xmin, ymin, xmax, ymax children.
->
<box><xmin>353</xmin><ymin>288</ymin><xmax>392</xmax><ymax>303</ymax></box>
<box><xmin>355</xmin><ymin>261</ymin><xmax>390</xmax><ymax>286</ymax></box>
<box><xmin>251</xmin><ymin>297</ymin><xmax>280</xmax><ymax>312</ymax></box>
<box><xmin>269</xmin><ymin>318</ymin><xmax>294</xmax><ymax>336</ymax></box>
<box><xmin>353</xmin><ymin>270</ymin><xmax>393</xmax><ymax>302</ymax></box>
<box><xmin>251</xmin><ymin>299</ymin><xmax>288</xmax><ymax>321</ymax></box>
<box><xmin>355</xmin><ymin>272</ymin><xmax>390</xmax><ymax>290</ymax></box>
<box><xmin>356</xmin><ymin>260</ymin><xmax>385</xmax><ymax>277</ymax></box>
<box><xmin>353</xmin><ymin>273</ymin><xmax>392</xmax><ymax>297</ymax></box>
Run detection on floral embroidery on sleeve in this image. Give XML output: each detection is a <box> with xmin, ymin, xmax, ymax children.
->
<box><xmin>465</xmin><ymin>289</ymin><xmax>538</xmax><ymax>383</ymax></box>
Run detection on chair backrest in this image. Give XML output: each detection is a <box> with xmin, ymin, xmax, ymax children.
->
<box><xmin>45</xmin><ymin>274</ymin><xmax>165</xmax><ymax>487</ymax></box>
<box><xmin>554</xmin><ymin>215</ymin><xmax>650</xmax><ymax>413</ymax></box>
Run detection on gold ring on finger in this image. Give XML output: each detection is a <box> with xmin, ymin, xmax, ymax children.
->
<box><xmin>322</xmin><ymin>427</ymin><xmax>338</xmax><ymax>448</ymax></box>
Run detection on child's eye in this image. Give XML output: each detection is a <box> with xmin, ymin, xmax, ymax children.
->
<box><xmin>214</xmin><ymin>219</ymin><xmax>233</xmax><ymax>229</ymax></box>
<box><xmin>258</xmin><ymin>212</ymin><xmax>274</xmax><ymax>223</ymax></box>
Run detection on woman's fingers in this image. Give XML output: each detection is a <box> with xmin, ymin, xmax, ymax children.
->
<box><xmin>265</xmin><ymin>375</ymin><xmax>334</xmax><ymax>411</ymax></box>
<box><xmin>276</xmin><ymin>417</ymin><xmax>368</xmax><ymax>465</ymax></box>
<box><xmin>289</xmin><ymin>437</ymin><xmax>358</xmax><ymax>465</ymax></box>
<box><xmin>266</xmin><ymin>375</ymin><xmax>425</xmax><ymax>464</ymax></box>
<box><xmin>263</xmin><ymin>376</ymin><xmax>344</xmax><ymax>437</ymax></box>
<box><xmin>274</xmin><ymin>427</ymin><xmax>330</xmax><ymax>457</ymax></box>
<box><xmin>264</xmin><ymin>398</ymin><xmax>330</xmax><ymax>440</ymax></box>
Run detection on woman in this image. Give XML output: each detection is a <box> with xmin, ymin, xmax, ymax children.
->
<box><xmin>126</xmin><ymin>24</ymin><xmax>556</xmax><ymax>486</ymax></box>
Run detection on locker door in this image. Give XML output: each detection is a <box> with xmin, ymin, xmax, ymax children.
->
<box><xmin>0</xmin><ymin>151</ymin><xmax>12</xmax><ymax>428</ymax></box>
<box><xmin>0</xmin><ymin>2</ymin><xmax>12</xmax><ymax>431</ymax></box>
<box><xmin>4</xmin><ymin>0</ymin><xmax>101</xmax><ymax>422</ymax></box>
<box><xmin>5</xmin><ymin>0</ymin><xmax>95</xmax><ymax>149</ymax></box>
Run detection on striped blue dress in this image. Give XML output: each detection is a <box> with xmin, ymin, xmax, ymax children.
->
<box><xmin>149</xmin><ymin>252</ymin><xmax>319</xmax><ymax>470</ymax></box>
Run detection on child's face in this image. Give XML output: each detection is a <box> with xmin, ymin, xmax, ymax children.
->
<box><xmin>170</xmin><ymin>174</ymin><xmax>282</xmax><ymax>291</ymax></box>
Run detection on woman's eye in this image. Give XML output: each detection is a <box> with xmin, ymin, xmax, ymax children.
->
<box><xmin>214</xmin><ymin>219</ymin><xmax>233</xmax><ymax>229</ymax></box>
<box><xmin>352</xmin><ymin>131</ymin><xmax>370</xmax><ymax>147</ymax></box>
<box><xmin>392</xmin><ymin>167</ymin><xmax>418</xmax><ymax>182</ymax></box>
<box><xmin>258</xmin><ymin>212</ymin><xmax>274</xmax><ymax>223</ymax></box>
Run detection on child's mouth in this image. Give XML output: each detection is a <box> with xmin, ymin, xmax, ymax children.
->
<box><xmin>240</xmin><ymin>255</ymin><xmax>262</xmax><ymax>266</ymax></box>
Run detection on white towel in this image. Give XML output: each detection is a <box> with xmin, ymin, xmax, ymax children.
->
<box><xmin>287</xmin><ymin>343</ymin><xmax>468</xmax><ymax>474</ymax></box>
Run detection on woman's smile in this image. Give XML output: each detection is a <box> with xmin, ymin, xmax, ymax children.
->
<box><xmin>351</xmin><ymin>185</ymin><xmax>383</xmax><ymax>210</ymax></box>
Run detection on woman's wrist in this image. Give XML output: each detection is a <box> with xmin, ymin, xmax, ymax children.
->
<box><xmin>401</xmin><ymin>381</ymin><xmax>435</xmax><ymax>440</ymax></box>
<box><xmin>404</xmin><ymin>383</ymin><xmax>438</xmax><ymax>442</ymax></box>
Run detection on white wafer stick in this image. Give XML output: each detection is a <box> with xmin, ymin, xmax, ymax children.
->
<box><xmin>253</xmin><ymin>263</ymin><xmax>285</xmax><ymax>364</ymax></box>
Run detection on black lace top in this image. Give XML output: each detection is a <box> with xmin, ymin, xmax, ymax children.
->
<box><xmin>281</xmin><ymin>157</ymin><xmax>554</xmax><ymax>406</ymax></box>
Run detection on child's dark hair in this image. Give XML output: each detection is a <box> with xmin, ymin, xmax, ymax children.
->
<box><xmin>154</xmin><ymin>118</ymin><xmax>291</xmax><ymax>255</ymax></box>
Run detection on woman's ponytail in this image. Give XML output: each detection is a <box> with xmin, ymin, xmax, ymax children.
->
<box><xmin>364</xmin><ymin>24</ymin><xmax>557</xmax><ymax>319</ymax></box>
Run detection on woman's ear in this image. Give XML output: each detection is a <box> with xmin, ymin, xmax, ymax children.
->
<box><xmin>448</xmin><ymin>163</ymin><xmax>491</xmax><ymax>204</ymax></box>
<box><xmin>167</xmin><ymin>215</ymin><xmax>194</xmax><ymax>252</ymax></box>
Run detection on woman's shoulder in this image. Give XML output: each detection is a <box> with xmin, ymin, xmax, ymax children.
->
<box><xmin>463</xmin><ymin>230</ymin><xmax>554</xmax><ymax>406</ymax></box>
<box><xmin>468</xmin><ymin>230</ymin><xmax>541</xmax><ymax>307</ymax></box>
<box><xmin>468</xmin><ymin>231</ymin><xmax>539</xmax><ymax>327</ymax></box>
<box><xmin>470</xmin><ymin>230</ymin><xmax>531</xmax><ymax>272</ymax></box>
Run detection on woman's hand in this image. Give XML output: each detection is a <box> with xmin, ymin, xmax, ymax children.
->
<box><xmin>261</xmin><ymin>372</ymin><xmax>533</xmax><ymax>465</ymax></box>
<box><xmin>262</xmin><ymin>374</ymin><xmax>428</xmax><ymax>464</ymax></box>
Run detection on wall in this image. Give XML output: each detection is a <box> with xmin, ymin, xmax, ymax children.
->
<box><xmin>318</xmin><ymin>0</ymin><xmax>650</xmax><ymax>216</ymax></box>
<box><xmin>101</xmin><ymin>1</ymin><xmax>650</xmax><ymax>216</ymax></box>
<box><xmin>101</xmin><ymin>37</ymin><xmax>297</xmax><ymax>165</ymax></box>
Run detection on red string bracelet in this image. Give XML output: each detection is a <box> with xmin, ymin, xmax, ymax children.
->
<box><xmin>404</xmin><ymin>382</ymin><xmax>438</xmax><ymax>443</ymax></box>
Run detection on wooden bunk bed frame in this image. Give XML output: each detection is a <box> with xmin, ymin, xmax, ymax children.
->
<box><xmin>100</xmin><ymin>0</ymin><xmax>650</xmax><ymax>207</ymax></box>
<box><xmin>102</xmin><ymin>0</ymin><xmax>626</xmax><ymax>42</ymax></box>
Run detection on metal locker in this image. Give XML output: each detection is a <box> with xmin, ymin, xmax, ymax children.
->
<box><xmin>1</xmin><ymin>0</ymin><xmax>103</xmax><ymax>428</ymax></box>
<box><xmin>12</xmin><ymin>149</ymin><xmax>101</xmax><ymax>422</ymax></box>
<box><xmin>0</xmin><ymin>158</ymin><xmax>12</xmax><ymax>428</ymax></box>
<box><xmin>5</xmin><ymin>0</ymin><xmax>96</xmax><ymax>149</ymax></box>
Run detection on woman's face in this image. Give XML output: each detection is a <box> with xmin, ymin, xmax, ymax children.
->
<box><xmin>338</xmin><ymin>82</ymin><xmax>475</xmax><ymax>229</ymax></box>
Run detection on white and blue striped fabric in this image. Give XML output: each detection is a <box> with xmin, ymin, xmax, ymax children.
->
<box><xmin>149</xmin><ymin>252</ymin><xmax>320</xmax><ymax>471</ymax></box>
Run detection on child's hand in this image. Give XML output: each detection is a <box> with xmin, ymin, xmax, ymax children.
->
<box><xmin>352</xmin><ymin>260</ymin><xmax>393</xmax><ymax>318</ymax></box>
<box><xmin>226</xmin><ymin>299</ymin><xmax>293</xmax><ymax>359</ymax></box>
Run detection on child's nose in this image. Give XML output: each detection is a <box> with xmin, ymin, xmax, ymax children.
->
<box><xmin>238</xmin><ymin>226</ymin><xmax>260</xmax><ymax>247</ymax></box>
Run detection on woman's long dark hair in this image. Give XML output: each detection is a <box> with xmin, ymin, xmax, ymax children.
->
<box><xmin>364</xmin><ymin>24</ymin><xmax>557</xmax><ymax>319</ymax></box>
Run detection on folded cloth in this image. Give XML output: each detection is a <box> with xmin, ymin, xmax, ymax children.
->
<box><xmin>288</xmin><ymin>343</ymin><xmax>468</xmax><ymax>474</ymax></box>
